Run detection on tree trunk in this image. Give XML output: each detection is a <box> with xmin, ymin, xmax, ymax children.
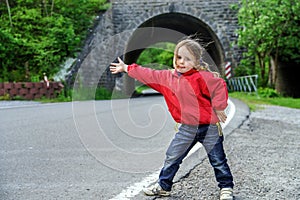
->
<box><xmin>273</xmin><ymin>47</ymin><xmax>279</xmax><ymax>89</ymax></box>
<box><xmin>5</xmin><ymin>0</ymin><xmax>13</xmax><ymax>27</ymax></box>
<box><xmin>257</xmin><ymin>53</ymin><xmax>266</xmax><ymax>86</ymax></box>
<box><xmin>42</xmin><ymin>0</ymin><xmax>48</xmax><ymax>16</ymax></box>
<box><xmin>50</xmin><ymin>0</ymin><xmax>54</xmax><ymax>16</ymax></box>
<box><xmin>269</xmin><ymin>57</ymin><xmax>276</xmax><ymax>87</ymax></box>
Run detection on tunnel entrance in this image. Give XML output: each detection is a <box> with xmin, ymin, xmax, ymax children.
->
<box><xmin>123</xmin><ymin>13</ymin><xmax>225</xmax><ymax>96</ymax></box>
<box><xmin>126</xmin><ymin>13</ymin><xmax>224</xmax><ymax>70</ymax></box>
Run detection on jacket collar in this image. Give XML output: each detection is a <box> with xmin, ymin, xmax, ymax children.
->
<box><xmin>175</xmin><ymin>68</ymin><xmax>198</xmax><ymax>76</ymax></box>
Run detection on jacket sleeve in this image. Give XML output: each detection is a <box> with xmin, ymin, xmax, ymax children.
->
<box><xmin>205</xmin><ymin>75</ymin><xmax>228</xmax><ymax>110</ymax></box>
<box><xmin>127</xmin><ymin>63</ymin><xmax>168</xmax><ymax>93</ymax></box>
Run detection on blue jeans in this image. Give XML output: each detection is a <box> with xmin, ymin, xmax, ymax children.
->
<box><xmin>158</xmin><ymin>124</ymin><xmax>234</xmax><ymax>191</ymax></box>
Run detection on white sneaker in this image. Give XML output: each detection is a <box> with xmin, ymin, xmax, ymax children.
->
<box><xmin>220</xmin><ymin>188</ymin><xmax>233</xmax><ymax>200</ymax></box>
<box><xmin>143</xmin><ymin>183</ymin><xmax>171</xmax><ymax>196</ymax></box>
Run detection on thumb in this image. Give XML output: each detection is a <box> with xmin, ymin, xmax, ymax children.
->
<box><xmin>117</xmin><ymin>57</ymin><xmax>124</xmax><ymax>64</ymax></box>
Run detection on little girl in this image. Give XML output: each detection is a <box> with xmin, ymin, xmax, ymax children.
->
<box><xmin>110</xmin><ymin>38</ymin><xmax>234</xmax><ymax>200</ymax></box>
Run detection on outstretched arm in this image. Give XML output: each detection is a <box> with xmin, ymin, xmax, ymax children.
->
<box><xmin>110</xmin><ymin>57</ymin><xmax>169</xmax><ymax>93</ymax></box>
<box><xmin>110</xmin><ymin>57</ymin><xmax>128</xmax><ymax>74</ymax></box>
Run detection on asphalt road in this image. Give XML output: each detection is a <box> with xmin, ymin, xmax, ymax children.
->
<box><xmin>0</xmin><ymin>96</ymin><xmax>177</xmax><ymax>200</ymax></box>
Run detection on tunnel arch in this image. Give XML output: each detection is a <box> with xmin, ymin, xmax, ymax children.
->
<box><xmin>124</xmin><ymin>13</ymin><xmax>225</xmax><ymax>73</ymax></box>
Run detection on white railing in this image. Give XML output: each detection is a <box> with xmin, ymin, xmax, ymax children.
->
<box><xmin>226</xmin><ymin>75</ymin><xmax>258</xmax><ymax>93</ymax></box>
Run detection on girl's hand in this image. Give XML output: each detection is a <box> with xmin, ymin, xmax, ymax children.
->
<box><xmin>110</xmin><ymin>57</ymin><xmax>128</xmax><ymax>74</ymax></box>
<box><xmin>215</xmin><ymin>110</ymin><xmax>227</xmax><ymax>123</ymax></box>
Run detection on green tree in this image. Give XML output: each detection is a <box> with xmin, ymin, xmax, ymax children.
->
<box><xmin>137</xmin><ymin>42</ymin><xmax>175</xmax><ymax>70</ymax></box>
<box><xmin>0</xmin><ymin>0</ymin><xmax>109</xmax><ymax>82</ymax></box>
<box><xmin>237</xmin><ymin>0</ymin><xmax>300</xmax><ymax>87</ymax></box>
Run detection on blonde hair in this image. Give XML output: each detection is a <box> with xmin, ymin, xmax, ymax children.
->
<box><xmin>173</xmin><ymin>38</ymin><xmax>220</xmax><ymax>77</ymax></box>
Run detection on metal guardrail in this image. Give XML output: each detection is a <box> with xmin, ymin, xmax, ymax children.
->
<box><xmin>226</xmin><ymin>75</ymin><xmax>258</xmax><ymax>93</ymax></box>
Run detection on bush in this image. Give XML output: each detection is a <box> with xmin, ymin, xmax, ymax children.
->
<box><xmin>258</xmin><ymin>87</ymin><xmax>280</xmax><ymax>98</ymax></box>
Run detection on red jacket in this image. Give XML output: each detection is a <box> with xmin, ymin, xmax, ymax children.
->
<box><xmin>127</xmin><ymin>64</ymin><xmax>228</xmax><ymax>125</ymax></box>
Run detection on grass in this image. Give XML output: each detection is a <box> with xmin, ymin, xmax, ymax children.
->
<box><xmin>229</xmin><ymin>92</ymin><xmax>300</xmax><ymax>110</ymax></box>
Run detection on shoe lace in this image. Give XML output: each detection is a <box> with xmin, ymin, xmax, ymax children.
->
<box><xmin>221</xmin><ymin>188</ymin><xmax>233</xmax><ymax>196</ymax></box>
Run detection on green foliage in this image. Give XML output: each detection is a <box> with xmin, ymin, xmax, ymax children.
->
<box><xmin>95</xmin><ymin>87</ymin><xmax>113</xmax><ymax>100</ymax></box>
<box><xmin>0</xmin><ymin>93</ymin><xmax>10</xmax><ymax>100</ymax></box>
<box><xmin>237</xmin><ymin>0</ymin><xmax>300</xmax><ymax>87</ymax></box>
<box><xmin>257</xmin><ymin>87</ymin><xmax>279</xmax><ymax>98</ymax></box>
<box><xmin>135</xmin><ymin>85</ymin><xmax>151</xmax><ymax>94</ymax></box>
<box><xmin>229</xmin><ymin>3</ymin><xmax>239</xmax><ymax>10</ymax></box>
<box><xmin>233</xmin><ymin>59</ymin><xmax>256</xmax><ymax>76</ymax></box>
<box><xmin>135</xmin><ymin>42</ymin><xmax>175</xmax><ymax>88</ymax></box>
<box><xmin>137</xmin><ymin>42</ymin><xmax>175</xmax><ymax>70</ymax></box>
<box><xmin>0</xmin><ymin>0</ymin><xmax>110</xmax><ymax>82</ymax></box>
<box><xmin>71</xmin><ymin>87</ymin><xmax>96</xmax><ymax>101</ymax></box>
<box><xmin>30</xmin><ymin>75</ymin><xmax>39</xmax><ymax>82</ymax></box>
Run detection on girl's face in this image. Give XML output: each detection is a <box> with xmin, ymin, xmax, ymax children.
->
<box><xmin>175</xmin><ymin>45</ymin><xmax>196</xmax><ymax>74</ymax></box>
